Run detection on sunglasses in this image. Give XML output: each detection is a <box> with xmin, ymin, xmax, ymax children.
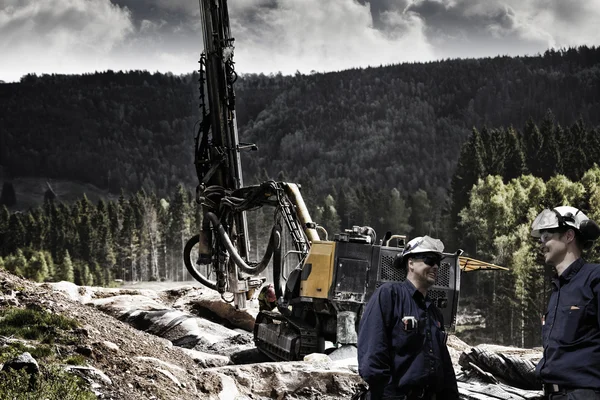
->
<box><xmin>411</xmin><ymin>254</ymin><xmax>442</xmax><ymax>267</ymax></box>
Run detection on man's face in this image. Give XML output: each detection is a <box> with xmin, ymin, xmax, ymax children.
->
<box><xmin>539</xmin><ymin>229</ymin><xmax>568</xmax><ymax>267</ymax></box>
<box><xmin>408</xmin><ymin>253</ymin><xmax>441</xmax><ymax>287</ymax></box>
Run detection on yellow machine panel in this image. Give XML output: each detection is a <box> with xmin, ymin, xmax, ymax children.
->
<box><xmin>300</xmin><ymin>241</ymin><xmax>336</xmax><ymax>299</ymax></box>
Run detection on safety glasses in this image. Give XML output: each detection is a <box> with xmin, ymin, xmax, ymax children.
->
<box><xmin>411</xmin><ymin>254</ymin><xmax>442</xmax><ymax>267</ymax></box>
<box><xmin>539</xmin><ymin>230</ymin><xmax>562</xmax><ymax>244</ymax></box>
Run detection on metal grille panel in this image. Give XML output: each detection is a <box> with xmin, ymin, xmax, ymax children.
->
<box><xmin>379</xmin><ymin>254</ymin><xmax>405</xmax><ymax>281</ymax></box>
<box><xmin>428</xmin><ymin>289</ymin><xmax>446</xmax><ymax>302</ymax></box>
<box><xmin>435</xmin><ymin>262</ymin><xmax>451</xmax><ymax>288</ymax></box>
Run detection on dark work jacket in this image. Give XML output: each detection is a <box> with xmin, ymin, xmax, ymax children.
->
<box><xmin>536</xmin><ymin>258</ymin><xmax>600</xmax><ymax>389</ymax></box>
<box><xmin>357</xmin><ymin>280</ymin><xmax>459</xmax><ymax>399</ymax></box>
<box><xmin>257</xmin><ymin>286</ymin><xmax>277</xmax><ymax>312</ymax></box>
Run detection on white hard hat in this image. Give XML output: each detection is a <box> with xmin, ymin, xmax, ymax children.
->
<box><xmin>393</xmin><ymin>235</ymin><xmax>444</xmax><ymax>269</ymax></box>
<box><xmin>402</xmin><ymin>236</ymin><xmax>444</xmax><ymax>258</ymax></box>
<box><xmin>531</xmin><ymin>206</ymin><xmax>590</xmax><ymax>238</ymax></box>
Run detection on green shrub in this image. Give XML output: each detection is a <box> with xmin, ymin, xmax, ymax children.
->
<box><xmin>0</xmin><ymin>308</ymin><xmax>79</xmax><ymax>344</ymax></box>
<box><xmin>0</xmin><ymin>341</ymin><xmax>53</xmax><ymax>363</ymax></box>
<box><xmin>0</xmin><ymin>366</ymin><xmax>96</xmax><ymax>400</ymax></box>
<box><xmin>64</xmin><ymin>354</ymin><xmax>87</xmax><ymax>365</ymax></box>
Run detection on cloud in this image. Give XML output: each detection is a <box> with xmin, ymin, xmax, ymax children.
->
<box><xmin>356</xmin><ymin>0</ymin><xmax>411</xmax><ymax>29</ymax></box>
<box><xmin>0</xmin><ymin>0</ymin><xmax>134</xmax><ymax>81</ymax></box>
<box><xmin>228</xmin><ymin>0</ymin><xmax>435</xmax><ymax>74</ymax></box>
<box><xmin>1</xmin><ymin>0</ymin><xmax>599</xmax><ymax>82</ymax></box>
<box><xmin>536</xmin><ymin>0</ymin><xmax>600</xmax><ymax>45</ymax></box>
<box><xmin>401</xmin><ymin>0</ymin><xmax>600</xmax><ymax>59</ymax></box>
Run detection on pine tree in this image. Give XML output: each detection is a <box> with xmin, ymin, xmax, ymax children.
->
<box><xmin>56</xmin><ymin>250</ymin><xmax>75</xmax><ymax>282</ymax></box>
<box><xmin>48</xmin><ymin>202</ymin><xmax>67</xmax><ymax>262</ymax></box>
<box><xmin>28</xmin><ymin>208</ymin><xmax>48</xmax><ymax>250</ymax></box>
<box><xmin>76</xmin><ymin>195</ymin><xmax>96</xmax><ymax>263</ymax></box>
<box><xmin>560</xmin><ymin>119</ymin><xmax>589</xmax><ymax>180</ymax></box>
<box><xmin>4</xmin><ymin>249</ymin><xmax>27</xmax><ymax>276</ymax></box>
<box><xmin>503</xmin><ymin>127</ymin><xmax>527</xmax><ymax>181</ymax></box>
<box><xmin>118</xmin><ymin>203</ymin><xmax>138</xmax><ymax>281</ymax></box>
<box><xmin>26</xmin><ymin>251</ymin><xmax>49</xmax><ymax>283</ymax></box>
<box><xmin>341</xmin><ymin>187</ymin><xmax>362</xmax><ymax>228</ymax></box>
<box><xmin>107</xmin><ymin>200</ymin><xmax>121</xmax><ymax>241</ymax></box>
<box><xmin>74</xmin><ymin>263</ymin><xmax>93</xmax><ymax>286</ymax></box>
<box><xmin>6</xmin><ymin>213</ymin><xmax>26</xmax><ymax>254</ymax></box>
<box><xmin>157</xmin><ymin>198</ymin><xmax>170</xmax><ymax>281</ymax></box>
<box><xmin>538</xmin><ymin>110</ymin><xmax>563</xmax><ymax>180</ymax></box>
<box><xmin>0</xmin><ymin>205</ymin><xmax>10</xmax><ymax>256</ymax></box>
<box><xmin>103</xmin><ymin>267</ymin><xmax>113</xmax><ymax>287</ymax></box>
<box><xmin>408</xmin><ymin>189</ymin><xmax>431</xmax><ymax>236</ymax></box>
<box><xmin>94</xmin><ymin>200</ymin><xmax>114</xmax><ymax>263</ymax></box>
<box><xmin>320</xmin><ymin>194</ymin><xmax>341</xmax><ymax>237</ymax></box>
<box><xmin>586</xmin><ymin>126</ymin><xmax>600</xmax><ymax>166</ymax></box>
<box><xmin>167</xmin><ymin>185</ymin><xmax>190</xmax><ymax>281</ymax></box>
<box><xmin>140</xmin><ymin>193</ymin><xmax>160</xmax><ymax>281</ymax></box>
<box><xmin>336</xmin><ymin>188</ymin><xmax>350</xmax><ymax>230</ymax></box>
<box><xmin>131</xmin><ymin>191</ymin><xmax>149</xmax><ymax>281</ymax></box>
<box><xmin>66</xmin><ymin>203</ymin><xmax>80</xmax><ymax>260</ymax></box>
<box><xmin>353</xmin><ymin>186</ymin><xmax>373</xmax><ymax>228</ymax></box>
<box><xmin>90</xmin><ymin>261</ymin><xmax>104</xmax><ymax>286</ymax></box>
<box><xmin>522</xmin><ymin>118</ymin><xmax>544</xmax><ymax>177</ymax></box>
<box><xmin>387</xmin><ymin>188</ymin><xmax>412</xmax><ymax>237</ymax></box>
<box><xmin>0</xmin><ymin>205</ymin><xmax>8</xmax><ymax>230</ymax></box>
<box><xmin>481</xmin><ymin>127</ymin><xmax>505</xmax><ymax>176</ymax></box>
<box><xmin>449</xmin><ymin>128</ymin><xmax>486</xmax><ymax>249</ymax></box>
<box><xmin>40</xmin><ymin>250</ymin><xmax>56</xmax><ymax>280</ymax></box>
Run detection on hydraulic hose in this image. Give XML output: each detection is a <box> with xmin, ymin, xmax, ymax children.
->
<box><xmin>205</xmin><ymin>212</ymin><xmax>280</xmax><ymax>275</ymax></box>
<box><xmin>272</xmin><ymin>228</ymin><xmax>283</xmax><ymax>300</ymax></box>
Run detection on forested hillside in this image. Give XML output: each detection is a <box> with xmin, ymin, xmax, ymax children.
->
<box><xmin>1</xmin><ymin>72</ymin><xmax>198</xmax><ymax>195</ymax></box>
<box><xmin>2</xmin><ymin>47</ymin><xmax>600</xmax><ymax>238</ymax></box>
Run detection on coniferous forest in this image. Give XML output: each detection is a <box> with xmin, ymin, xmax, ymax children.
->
<box><xmin>2</xmin><ymin>46</ymin><xmax>600</xmax><ymax>347</ymax></box>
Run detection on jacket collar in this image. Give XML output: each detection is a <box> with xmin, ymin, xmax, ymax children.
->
<box><xmin>552</xmin><ymin>258</ymin><xmax>585</xmax><ymax>288</ymax></box>
<box><xmin>561</xmin><ymin>257</ymin><xmax>585</xmax><ymax>281</ymax></box>
<box><xmin>404</xmin><ymin>278</ymin><xmax>432</xmax><ymax>308</ymax></box>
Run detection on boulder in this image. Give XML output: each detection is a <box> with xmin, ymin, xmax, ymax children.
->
<box><xmin>2</xmin><ymin>352</ymin><xmax>39</xmax><ymax>375</ymax></box>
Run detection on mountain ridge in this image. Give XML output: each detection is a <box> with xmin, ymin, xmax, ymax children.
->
<box><xmin>2</xmin><ymin>46</ymin><xmax>599</xmax><ymax>215</ymax></box>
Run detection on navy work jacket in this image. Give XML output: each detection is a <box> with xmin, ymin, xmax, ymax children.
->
<box><xmin>357</xmin><ymin>280</ymin><xmax>459</xmax><ymax>399</ymax></box>
<box><xmin>536</xmin><ymin>258</ymin><xmax>600</xmax><ymax>389</ymax></box>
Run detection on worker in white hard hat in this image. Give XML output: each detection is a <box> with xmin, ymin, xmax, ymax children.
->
<box><xmin>531</xmin><ymin>206</ymin><xmax>600</xmax><ymax>399</ymax></box>
<box><xmin>357</xmin><ymin>235</ymin><xmax>458</xmax><ymax>400</ymax></box>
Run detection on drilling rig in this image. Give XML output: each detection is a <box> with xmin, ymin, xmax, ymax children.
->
<box><xmin>184</xmin><ymin>0</ymin><xmax>503</xmax><ymax>362</ymax></box>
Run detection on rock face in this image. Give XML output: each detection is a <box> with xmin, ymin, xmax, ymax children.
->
<box><xmin>0</xmin><ymin>272</ymin><xmax>545</xmax><ymax>400</ymax></box>
<box><xmin>2</xmin><ymin>352</ymin><xmax>39</xmax><ymax>375</ymax></box>
<box><xmin>457</xmin><ymin>345</ymin><xmax>543</xmax><ymax>399</ymax></box>
<box><xmin>198</xmin><ymin>362</ymin><xmax>364</xmax><ymax>400</ymax></box>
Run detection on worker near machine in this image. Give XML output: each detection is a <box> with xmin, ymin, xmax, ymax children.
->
<box><xmin>257</xmin><ymin>284</ymin><xmax>277</xmax><ymax>312</ymax></box>
<box><xmin>357</xmin><ymin>235</ymin><xmax>459</xmax><ymax>400</ymax></box>
<box><xmin>530</xmin><ymin>206</ymin><xmax>600</xmax><ymax>399</ymax></box>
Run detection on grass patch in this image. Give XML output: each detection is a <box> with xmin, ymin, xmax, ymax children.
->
<box><xmin>0</xmin><ymin>365</ymin><xmax>96</xmax><ymax>400</ymax></box>
<box><xmin>64</xmin><ymin>354</ymin><xmax>87</xmax><ymax>365</ymax></box>
<box><xmin>0</xmin><ymin>308</ymin><xmax>79</xmax><ymax>344</ymax></box>
<box><xmin>0</xmin><ymin>341</ymin><xmax>53</xmax><ymax>363</ymax></box>
<box><xmin>0</xmin><ymin>308</ymin><xmax>95</xmax><ymax>399</ymax></box>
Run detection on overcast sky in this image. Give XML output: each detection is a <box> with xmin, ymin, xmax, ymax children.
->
<box><xmin>1</xmin><ymin>0</ymin><xmax>599</xmax><ymax>82</ymax></box>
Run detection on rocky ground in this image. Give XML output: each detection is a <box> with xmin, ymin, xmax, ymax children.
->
<box><xmin>0</xmin><ymin>270</ymin><xmax>544</xmax><ymax>399</ymax></box>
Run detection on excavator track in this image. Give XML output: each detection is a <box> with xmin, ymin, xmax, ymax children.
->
<box><xmin>254</xmin><ymin>311</ymin><xmax>319</xmax><ymax>362</ymax></box>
